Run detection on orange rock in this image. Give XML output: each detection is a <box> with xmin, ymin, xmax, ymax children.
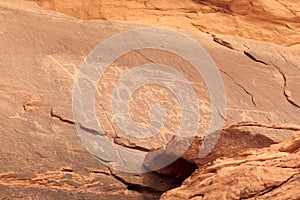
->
<box><xmin>29</xmin><ymin>0</ymin><xmax>300</xmax><ymax>46</ymax></box>
<box><xmin>161</xmin><ymin>133</ymin><xmax>300</xmax><ymax>199</ymax></box>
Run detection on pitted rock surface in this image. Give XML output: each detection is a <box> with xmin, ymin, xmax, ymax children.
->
<box><xmin>0</xmin><ymin>0</ymin><xmax>300</xmax><ymax>199</ymax></box>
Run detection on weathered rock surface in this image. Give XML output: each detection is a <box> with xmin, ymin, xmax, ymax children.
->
<box><xmin>161</xmin><ymin>133</ymin><xmax>300</xmax><ymax>199</ymax></box>
<box><xmin>29</xmin><ymin>0</ymin><xmax>300</xmax><ymax>46</ymax></box>
<box><xmin>0</xmin><ymin>0</ymin><xmax>300</xmax><ymax>199</ymax></box>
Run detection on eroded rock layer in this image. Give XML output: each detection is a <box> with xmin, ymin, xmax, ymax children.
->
<box><xmin>0</xmin><ymin>0</ymin><xmax>300</xmax><ymax>199</ymax></box>
<box><xmin>29</xmin><ymin>0</ymin><xmax>300</xmax><ymax>46</ymax></box>
<box><xmin>161</xmin><ymin>133</ymin><xmax>300</xmax><ymax>199</ymax></box>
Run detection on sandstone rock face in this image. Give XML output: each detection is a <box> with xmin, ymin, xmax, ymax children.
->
<box><xmin>30</xmin><ymin>0</ymin><xmax>300</xmax><ymax>46</ymax></box>
<box><xmin>0</xmin><ymin>0</ymin><xmax>300</xmax><ymax>199</ymax></box>
<box><xmin>161</xmin><ymin>133</ymin><xmax>300</xmax><ymax>200</ymax></box>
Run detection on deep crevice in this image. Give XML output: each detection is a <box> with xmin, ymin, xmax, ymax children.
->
<box><xmin>113</xmin><ymin>138</ymin><xmax>150</xmax><ymax>152</ymax></box>
<box><xmin>189</xmin><ymin>193</ymin><xmax>205</xmax><ymax>199</ymax></box>
<box><xmin>220</xmin><ymin>69</ymin><xmax>256</xmax><ymax>106</ymax></box>
<box><xmin>50</xmin><ymin>108</ymin><xmax>74</xmax><ymax>125</ymax></box>
<box><xmin>254</xmin><ymin>173</ymin><xmax>300</xmax><ymax>198</ymax></box>
<box><xmin>270</xmin><ymin>62</ymin><xmax>300</xmax><ymax>108</ymax></box>
<box><xmin>108</xmin><ymin>168</ymin><xmax>164</xmax><ymax>195</ymax></box>
<box><xmin>50</xmin><ymin>108</ymin><xmax>151</xmax><ymax>152</ymax></box>
<box><xmin>61</xmin><ymin>169</ymin><xmax>73</xmax><ymax>172</ymax></box>
<box><xmin>213</xmin><ymin>36</ymin><xmax>236</xmax><ymax>51</ymax></box>
<box><xmin>78</xmin><ymin>123</ymin><xmax>104</xmax><ymax>136</ymax></box>
<box><xmin>88</xmin><ymin>170</ymin><xmax>111</xmax><ymax>176</ymax></box>
<box><xmin>244</xmin><ymin>51</ymin><xmax>268</xmax><ymax>65</ymax></box>
<box><xmin>243</xmin><ymin>51</ymin><xmax>300</xmax><ymax>108</ymax></box>
<box><xmin>225</xmin><ymin>121</ymin><xmax>300</xmax><ymax>131</ymax></box>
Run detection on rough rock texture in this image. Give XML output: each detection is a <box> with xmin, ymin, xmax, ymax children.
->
<box><xmin>161</xmin><ymin>133</ymin><xmax>300</xmax><ymax>200</ymax></box>
<box><xmin>29</xmin><ymin>0</ymin><xmax>300</xmax><ymax>46</ymax></box>
<box><xmin>0</xmin><ymin>0</ymin><xmax>300</xmax><ymax>199</ymax></box>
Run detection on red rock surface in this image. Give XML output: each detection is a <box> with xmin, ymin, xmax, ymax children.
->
<box><xmin>0</xmin><ymin>0</ymin><xmax>299</xmax><ymax>199</ymax></box>
<box><xmin>161</xmin><ymin>133</ymin><xmax>300</xmax><ymax>199</ymax></box>
<box><xmin>30</xmin><ymin>0</ymin><xmax>300</xmax><ymax>46</ymax></box>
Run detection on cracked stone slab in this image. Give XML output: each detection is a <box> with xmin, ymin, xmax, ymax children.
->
<box><xmin>160</xmin><ymin>133</ymin><xmax>300</xmax><ymax>200</ymax></box>
<box><xmin>0</xmin><ymin>0</ymin><xmax>300</xmax><ymax>199</ymax></box>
